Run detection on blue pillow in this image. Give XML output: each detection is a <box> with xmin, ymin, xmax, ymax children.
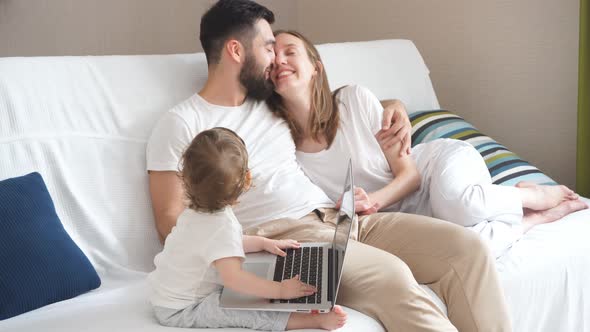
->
<box><xmin>0</xmin><ymin>172</ymin><xmax>101</xmax><ymax>320</ymax></box>
<box><xmin>410</xmin><ymin>110</ymin><xmax>556</xmax><ymax>186</ymax></box>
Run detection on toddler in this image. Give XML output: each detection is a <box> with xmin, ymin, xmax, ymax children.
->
<box><xmin>148</xmin><ymin>127</ymin><xmax>347</xmax><ymax>331</ymax></box>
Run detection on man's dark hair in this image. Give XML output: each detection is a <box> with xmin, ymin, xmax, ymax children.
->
<box><xmin>200</xmin><ymin>0</ymin><xmax>275</xmax><ymax>65</ymax></box>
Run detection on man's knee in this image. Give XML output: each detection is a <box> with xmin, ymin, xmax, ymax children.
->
<box><xmin>341</xmin><ymin>245</ymin><xmax>419</xmax><ymax>301</ymax></box>
<box><xmin>376</xmin><ymin>256</ymin><xmax>419</xmax><ymax>294</ymax></box>
<box><xmin>444</xmin><ymin>224</ymin><xmax>492</xmax><ymax>260</ymax></box>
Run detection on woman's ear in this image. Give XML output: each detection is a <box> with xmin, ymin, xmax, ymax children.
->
<box><xmin>225</xmin><ymin>39</ymin><xmax>244</xmax><ymax>64</ymax></box>
<box><xmin>314</xmin><ymin>60</ymin><xmax>324</xmax><ymax>76</ymax></box>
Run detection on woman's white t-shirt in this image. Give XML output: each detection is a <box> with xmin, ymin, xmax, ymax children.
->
<box><xmin>296</xmin><ymin>85</ymin><xmax>449</xmax><ymax>216</ymax></box>
<box><xmin>296</xmin><ymin>85</ymin><xmax>396</xmax><ymax>204</ymax></box>
<box><xmin>147</xmin><ymin>207</ymin><xmax>245</xmax><ymax>310</ymax></box>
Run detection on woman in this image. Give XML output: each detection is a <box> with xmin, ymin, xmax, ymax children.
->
<box><xmin>267</xmin><ymin>30</ymin><xmax>588</xmax><ymax>257</ymax></box>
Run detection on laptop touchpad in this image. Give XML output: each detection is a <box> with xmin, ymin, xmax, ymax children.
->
<box><xmin>244</xmin><ymin>262</ymin><xmax>271</xmax><ymax>278</ymax></box>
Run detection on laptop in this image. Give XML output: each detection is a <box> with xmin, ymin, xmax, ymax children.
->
<box><xmin>220</xmin><ymin>159</ymin><xmax>356</xmax><ymax>313</ymax></box>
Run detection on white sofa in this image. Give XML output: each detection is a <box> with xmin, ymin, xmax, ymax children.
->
<box><xmin>1</xmin><ymin>39</ymin><xmax>589</xmax><ymax>332</ymax></box>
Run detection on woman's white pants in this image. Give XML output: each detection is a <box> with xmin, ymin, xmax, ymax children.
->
<box><xmin>388</xmin><ymin>139</ymin><xmax>525</xmax><ymax>258</ymax></box>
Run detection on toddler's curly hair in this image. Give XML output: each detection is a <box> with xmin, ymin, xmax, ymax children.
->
<box><xmin>180</xmin><ymin>127</ymin><xmax>249</xmax><ymax>213</ymax></box>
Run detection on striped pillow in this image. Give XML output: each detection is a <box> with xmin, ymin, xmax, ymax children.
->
<box><xmin>410</xmin><ymin>110</ymin><xmax>556</xmax><ymax>186</ymax></box>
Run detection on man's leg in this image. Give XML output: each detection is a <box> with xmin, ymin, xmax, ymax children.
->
<box><xmin>337</xmin><ymin>240</ymin><xmax>457</xmax><ymax>331</ymax></box>
<box><xmin>245</xmin><ymin>211</ymin><xmax>457</xmax><ymax>332</ymax></box>
<box><xmin>344</xmin><ymin>210</ymin><xmax>512</xmax><ymax>332</ymax></box>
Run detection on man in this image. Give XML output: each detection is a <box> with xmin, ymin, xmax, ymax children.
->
<box><xmin>147</xmin><ymin>1</ymin><xmax>512</xmax><ymax>331</ymax></box>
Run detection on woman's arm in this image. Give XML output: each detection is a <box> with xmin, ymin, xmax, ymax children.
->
<box><xmin>214</xmin><ymin>257</ymin><xmax>316</xmax><ymax>299</ymax></box>
<box><xmin>370</xmin><ymin>133</ymin><xmax>421</xmax><ymax>210</ymax></box>
<box><xmin>344</xmin><ymin>85</ymin><xmax>419</xmax><ymax>212</ymax></box>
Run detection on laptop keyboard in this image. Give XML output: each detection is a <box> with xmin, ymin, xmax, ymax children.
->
<box><xmin>271</xmin><ymin>247</ymin><xmax>323</xmax><ymax>304</ymax></box>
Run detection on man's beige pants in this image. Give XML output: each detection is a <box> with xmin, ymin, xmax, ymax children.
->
<box><xmin>245</xmin><ymin>209</ymin><xmax>511</xmax><ymax>332</ymax></box>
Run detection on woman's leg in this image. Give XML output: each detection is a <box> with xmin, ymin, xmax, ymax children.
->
<box><xmin>428</xmin><ymin>141</ymin><xmax>523</xmax><ymax>227</ymax></box>
<box><xmin>427</xmin><ymin>140</ymin><xmax>585</xmax><ymax>232</ymax></box>
<box><xmin>515</xmin><ymin>181</ymin><xmax>578</xmax><ymax>211</ymax></box>
<box><xmin>521</xmin><ymin>199</ymin><xmax>589</xmax><ymax>231</ymax></box>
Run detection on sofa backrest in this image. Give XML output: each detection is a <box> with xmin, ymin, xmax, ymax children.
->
<box><xmin>0</xmin><ymin>39</ymin><xmax>439</xmax><ymax>276</ymax></box>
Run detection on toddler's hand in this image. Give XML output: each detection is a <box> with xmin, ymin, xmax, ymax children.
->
<box><xmin>264</xmin><ymin>239</ymin><xmax>300</xmax><ymax>257</ymax></box>
<box><xmin>279</xmin><ymin>275</ymin><xmax>317</xmax><ymax>299</ymax></box>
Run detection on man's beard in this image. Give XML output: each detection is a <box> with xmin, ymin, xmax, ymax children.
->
<box><xmin>239</xmin><ymin>53</ymin><xmax>274</xmax><ymax>101</ymax></box>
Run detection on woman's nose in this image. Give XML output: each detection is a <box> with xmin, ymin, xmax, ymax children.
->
<box><xmin>275</xmin><ymin>53</ymin><xmax>286</xmax><ymax>65</ymax></box>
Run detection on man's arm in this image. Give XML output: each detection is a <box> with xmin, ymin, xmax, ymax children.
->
<box><xmin>380</xmin><ymin>99</ymin><xmax>412</xmax><ymax>155</ymax></box>
<box><xmin>148</xmin><ymin>171</ymin><xmax>186</xmax><ymax>243</ymax></box>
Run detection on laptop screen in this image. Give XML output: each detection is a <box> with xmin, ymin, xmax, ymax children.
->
<box><xmin>330</xmin><ymin>159</ymin><xmax>355</xmax><ymax>305</ymax></box>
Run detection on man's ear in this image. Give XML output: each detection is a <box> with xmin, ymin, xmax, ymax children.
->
<box><xmin>225</xmin><ymin>39</ymin><xmax>245</xmax><ymax>64</ymax></box>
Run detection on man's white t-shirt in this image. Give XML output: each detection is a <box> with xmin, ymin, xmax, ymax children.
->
<box><xmin>146</xmin><ymin>94</ymin><xmax>333</xmax><ymax>230</ymax></box>
<box><xmin>147</xmin><ymin>207</ymin><xmax>244</xmax><ymax>310</ymax></box>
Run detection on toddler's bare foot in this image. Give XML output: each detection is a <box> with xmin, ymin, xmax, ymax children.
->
<box><xmin>286</xmin><ymin>305</ymin><xmax>347</xmax><ymax>331</ymax></box>
<box><xmin>522</xmin><ymin>199</ymin><xmax>588</xmax><ymax>231</ymax></box>
<box><xmin>517</xmin><ymin>181</ymin><xmax>577</xmax><ymax>210</ymax></box>
<box><xmin>315</xmin><ymin>305</ymin><xmax>347</xmax><ymax>331</ymax></box>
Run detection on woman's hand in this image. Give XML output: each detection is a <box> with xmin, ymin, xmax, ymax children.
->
<box><xmin>279</xmin><ymin>275</ymin><xmax>317</xmax><ymax>299</ymax></box>
<box><xmin>336</xmin><ymin>187</ymin><xmax>380</xmax><ymax>215</ymax></box>
<box><xmin>379</xmin><ymin>99</ymin><xmax>412</xmax><ymax>155</ymax></box>
<box><xmin>263</xmin><ymin>238</ymin><xmax>301</xmax><ymax>257</ymax></box>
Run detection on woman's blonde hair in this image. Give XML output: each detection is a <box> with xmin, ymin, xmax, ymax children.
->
<box><xmin>179</xmin><ymin>127</ymin><xmax>249</xmax><ymax>213</ymax></box>
<box><xmin>267</xmin><ymin>30</ymin><xmax>343</xmax><ymax>147</ymax></box>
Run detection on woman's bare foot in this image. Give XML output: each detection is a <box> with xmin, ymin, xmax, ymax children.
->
<box><xmin>522</xmin><ymin>199</ymin><xmax>588</xmax><ymax>233</ymax></box>
<box><xmin>516</xmin><ymin>181</ymin><xmax>578</xmax><ymax>211</ymax></box>
<box><xmin>286</xmin><ymin>305</ymin><xmax>347</xmax><ymax>331</ymax></box>
<box><xmin>516</xmin><ymin>181</ymin><xmax>579</xmax><ymax>199</ymax></box>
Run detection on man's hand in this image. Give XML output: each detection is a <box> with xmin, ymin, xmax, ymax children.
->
<box><xmin>336</xmin><ymin>187</ymin><xmax>380</xmax><ymax>215</ymax></box>
<box><xmin>263</xmin><ymin>239</ymin><xmax>301</xmax><ymax>257</ymax></box>
<box><xmin>279</xmin><ymin>275</ymin><xmax>317</xmax><ymax>299</ymax></box>
<box><xmin>380</xmin><ymin>99</ymin><xmax>412</xmax><ymax>155</ymax></box>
